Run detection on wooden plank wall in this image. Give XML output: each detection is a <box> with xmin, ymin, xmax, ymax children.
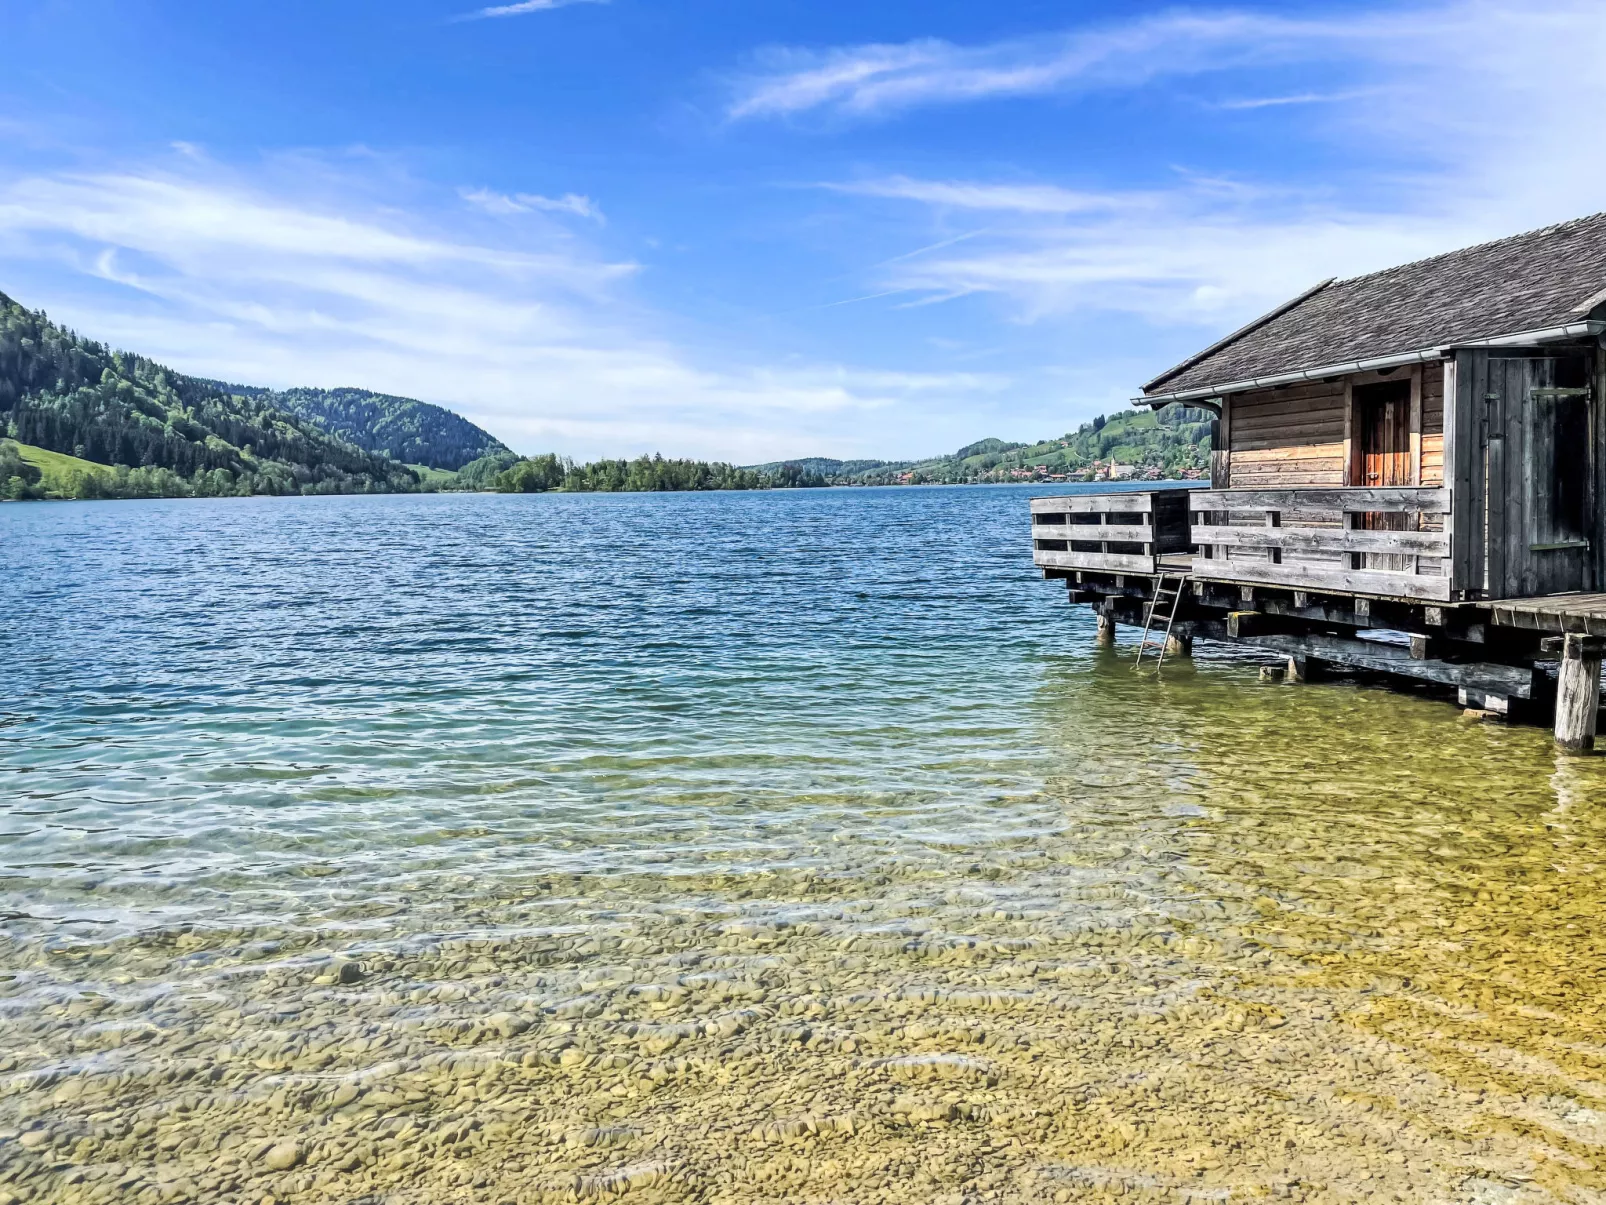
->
<box><xmin>1226</xmin><ymin>369</ymin><xmax>1443</xmax><ymax>489</ymax></box>
<box><xmin>1215</xmin><ymin>367</ymin><xmax>1450</xmax><ymax>582</ymax></box>
<box><xmin>1226</xmin><ymin>381</ymin><xmax>1346</xmax><ymax>487</ymax></box>
<box><xmin>1420</xmin><ymin>367</ymin><xmax>1444</xmax><ymax>486</ymax></box>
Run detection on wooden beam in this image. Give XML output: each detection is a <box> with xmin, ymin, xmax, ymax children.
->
<box><xmin>1030</xmin><ymin>494</ymin><xmax>1160</xmax><ymax>515</ymax></box>
<box><xmin>1191</xmin><ymin>523</ymin><xmax>1450</xmax><ymax>556</ymax></box>
<box><xmin>1409</xmin><ymin>364</ymin><xmax>1423</xmax><ymax>486</ymax></box>
<box><xmin>1032</xmin><ymin>523</ymin><xmax>1158</xmax><ymax>543</ymax></box>
<box><xmin>1191</xmin><ymin>561</ymin><xmax>1453</xmax><ymax>603</ymax></box>
<box><xmin>1231</xmin><ymin>632</ymin><xmax>1536</xmax><ymax>697</ymax></box>
<box><xmin>1226</xmin><ymin>611</ymin><xmax>1265</xmax><ymax>638</ymax></box>
<box><xmin>1211</xmin><ymin>398</ymin><xmax>1232</xmax><ymax>489</ymax></box>
<box><xmin>1343</xmin><ymin>377</ymin><xmax>1356</xmax><ymax>486</ymax></box>
<box><xmin>1541</xmin><ymin>634</ymin><xmax>1606</xmax><ymax>656</ymax></box>
<box><xmin>1035</xmin><ymin>549</ymin><xmax>1157</xmax><ymax>574</ymax></box>
<box><xmin>1189</xmin><ymin>487</ymin><xmax>1451</xmax><ymax>512</ymax></box>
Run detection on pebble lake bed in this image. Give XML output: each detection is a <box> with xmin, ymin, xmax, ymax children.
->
<box><xmin>4</xmin><ymin>486</ymin><xmax>1606</xmax><ymax>1204</ymax></box>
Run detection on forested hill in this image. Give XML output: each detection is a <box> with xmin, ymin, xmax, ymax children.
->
<box><xmin>809</xmin><ymin>408</ymin><xmax>1214</xmax><ymax>485</ymax></box>
<box><xmin>207</xmin><ymin>383</ymin><xmax>509</xmax><ymax>471</ymax></box>
<box><xmin>0</xmin><ymin>292</ymin><xmax>417</xmax><ymax>496</ymax></box>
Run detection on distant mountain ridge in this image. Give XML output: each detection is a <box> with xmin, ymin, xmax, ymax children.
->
<box><xmin>0</xmin><ymin>290</ymin><xmax>416</xmax><ymax>497</ymax></box>
<box><xmin>752</xmin><ymin>409</ymin><xmax>1214</xmax><ymax>487</ymax></box>
<box><xmin>743</xmin><ymin>456</ymin><xmax>891</xmax><ymax>476</ymax></box>
<box><xmin>202</xmin><ymin>383</ymin><xmax>510</xmax><ymax>471</ymax></box>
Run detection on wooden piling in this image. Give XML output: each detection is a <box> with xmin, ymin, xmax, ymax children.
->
<box><xmin>1552</xmin><ymin>633</ymin><xmax>1605</xmax><ymax>752</ymax></box>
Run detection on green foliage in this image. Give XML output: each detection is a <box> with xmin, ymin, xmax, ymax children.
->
<box><xmin>0</xmin><ymin>439</ymin><xmax>44</xmax><ymax>500</ymax></box>
<box><xmin>456</xmin><ymin>451</ymin><xmax>523</xmax><ymax>490</ymax></box>
<box><xmin>743</xmin><ymin>456</ymin><xmax>889</xmax><ymax>477</ymax></box>
<box><xmin>210</xmin><ymin>382</ymin><xmax>511</xmax><ymax>471</ymax></box>
<box><xmin>822</xmin><ymin>406</ymin><xmax>1214</xmax><ymax>485</ymax></box>
<box><xmin>952</xmin><ymin>437</ymin><xmax>1025</xmax><ymax>459</ymax></box>
<box><xmin>495</xmin><ymin>453</ymin><xmax>566</xmax><ymax>493</ymax></box>
<box><xmin>0</xmin><ymin>290</ymin><xmax>419</xmax><ymax>499</ymax></box>
<box><xmin>481</xmin><ymin>452</ymin><xmax>823</xmax><ymax>494</ymax></box>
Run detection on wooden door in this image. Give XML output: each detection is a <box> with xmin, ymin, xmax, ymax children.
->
<box><xmin>1491</xmin><ymin>354</ymin><xmax>1593</xmax><ymax>597</ymax></box>
<box><xmin>1355</xmin><ymin>380</ymin><xmax>1412</xmax><ymax>569</ymax></box>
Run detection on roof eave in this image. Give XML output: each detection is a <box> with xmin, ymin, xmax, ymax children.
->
<box><xmin>1134</xmin><ymin>320</ymin><xmax>1606</xmax><ymax>407</ymax></box>
<box><xmin>1140</xmin><ymin>277</ymin><xmax>1335</xmax><ymax>394</ymax></box>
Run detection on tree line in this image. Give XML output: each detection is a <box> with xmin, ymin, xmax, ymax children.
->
<box><xmin>470</xmin><ymin>451</ymin><xmax>827</xmax><ymax>493</ymax></box>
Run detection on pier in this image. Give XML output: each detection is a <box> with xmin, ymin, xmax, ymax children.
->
<box><xmin>1034</xmin><ymin>214</ymin><xmax>1606</xmax><ymax>750</ymax></box>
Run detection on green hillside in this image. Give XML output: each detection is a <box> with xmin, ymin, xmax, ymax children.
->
<box><xmin>210</xmin><ymin>383</ymin><xmax>510</xmax><ymax>471</ymax></box>
<box><xmin>0</xmin><ymin>291</ymin><xmax>418</xmax><ymax>499</ymax></box>
<box><xmin>820</xmin><ymin>406</ymin><xmax>1214</xmax><ymax>485</ymax></box>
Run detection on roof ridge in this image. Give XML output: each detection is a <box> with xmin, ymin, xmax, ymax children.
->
<box><xmin>1329</xmin><ymin>210</ymin><xmax>1606</xmax><ymax>290</ymax></box>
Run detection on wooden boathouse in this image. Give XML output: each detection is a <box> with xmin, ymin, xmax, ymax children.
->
<box><xmin>1033</xmin><ymin>213</ymin><xmax>1606</xmax><ymax>750</ymax></box>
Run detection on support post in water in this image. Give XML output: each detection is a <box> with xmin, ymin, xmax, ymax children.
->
<box><xmin>1550</xmin><ymin>633</ymin><xmax>1605</xmax><ymax>752</ymax></box>
<box><xmin>1095</xmin><ymin>611</ymin><xmax>1117</xmax><ymax>645</ymax></box>
<box><xmin>1287</xmin><ymin>654</ymin><xmax>1317</xmax><ymax>683</ymax></box>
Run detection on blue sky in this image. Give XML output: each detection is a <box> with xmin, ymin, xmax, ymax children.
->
<box><xmin>2</xmin><ymin>0</ymin><xmax>1604</xmax><ymax>462</ymax></box>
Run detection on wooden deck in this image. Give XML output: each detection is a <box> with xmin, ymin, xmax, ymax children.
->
<box><xmin>1490</xmin><ymin>594</ymin><xmax>1606</xmax><ymax>635</ymax></box>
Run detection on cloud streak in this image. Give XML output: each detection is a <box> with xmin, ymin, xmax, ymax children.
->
<box><xmin>809</xmin><ymin>0</ymin><xmax>1606</xmax><ymax>341</ymax></box>
<box><xmin>464</xmin><ymin>0</ymin><xmax>606</xmax><ymax>20</ymax></box>
<box><xmin>727</xmin><ymin>0</ymin><xmax>1603</xmax><ymax>126</ymax></box>
<box><xmin>462</xmin><ymin>187</ymin><xmax>604</xmax><ymax>222</ymax></box>
<box><xmin>727</xmin><ymin>11</ymin><xmax>1334</xmax><ymax>120</ymax></box>
<box><xmin>0</xmin><ymin>159</ymin><xmax>1004</xmax><ymax>461</ymax></box>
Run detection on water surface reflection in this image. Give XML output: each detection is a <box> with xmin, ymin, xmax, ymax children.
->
<box><xmin>1</xmin><ymin>491</ymin><xmax>1603</xmax><ymax>1203</ymax></box>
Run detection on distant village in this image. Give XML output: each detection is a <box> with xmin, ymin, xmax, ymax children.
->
<box><xmin>1003</xmin><ymin>459</ymin><xmax>1208</xmax><ymax>484</ymax></box>
<box><xmin>888</xmin><ymin>460</ymin><xmax>1207</xmax><ymax>486</ymax></box>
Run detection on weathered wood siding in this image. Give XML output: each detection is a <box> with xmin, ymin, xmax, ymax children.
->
<box><xmin>1030</xmin><ymin>491</ymin><xmax>1193</xmax><ymax>576</ymax></box>
<box><xmin>1225</xmin><ymin>381</ymin><xmax>1346</xmax><ymax>488</ymax></box>
<box><xmin>1191</xmin><ymin>487</ymin><xmax>1453</xmax><ymax>602</ymax></box>
<box><xmin>1420</xmin><ymin>368</ymin><xmax>1444</xmax><ymax>487</ymax></box>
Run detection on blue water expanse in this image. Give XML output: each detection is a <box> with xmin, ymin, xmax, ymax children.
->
<box><xmin>3</xmin><ymin>485</ymin><xmax>1123</xmax><ymax>934</ymax></box>
<box><xmin>5</xmin><ymin>486</ymin><xmax>1606</xmax><ymax>1203</ymax></box>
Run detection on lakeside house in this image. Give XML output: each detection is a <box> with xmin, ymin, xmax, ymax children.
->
<box><xmin>1032</xmin><ymin>212</ymin><xmax>1606</xmax><ymax>749</ymax></box>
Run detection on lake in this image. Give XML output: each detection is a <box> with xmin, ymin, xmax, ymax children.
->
<box><xmin>4</xmin><ymin>486</ymin><xmax>1606</xmax><ymax>1204</ymax></box>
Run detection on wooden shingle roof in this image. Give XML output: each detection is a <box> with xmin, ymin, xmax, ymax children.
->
<box><xmin>1144</xmin><ymin>212</ymin><xmax>1606</xmax><ymax>398</ymax></box>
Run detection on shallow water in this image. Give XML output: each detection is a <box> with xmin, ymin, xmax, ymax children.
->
<box><xmin>3</xmin><ymin>487</ymin><xmax>1606</xmax><ymax>1204</ymax></box>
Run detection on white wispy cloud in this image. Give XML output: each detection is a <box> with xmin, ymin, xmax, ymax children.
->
<box><xmin>828</xmin><ymin>176</ymin><xmax>1146</xmax><ymax>216</ymax></box>
<box><xmin>728</xmin><ymin>11</ymin><xmax>1329</xmax><ymax>120</ymax></box>
<box><xmin>464</xmin><ymin>0</ymin><xmax>606</xmax><ymax>20</ymax></box>
<box><xmin>813</xmin><ymin>0</ymin><xmax>1606</xmax><ymax>337</ymax></box>
<box><xmin>462</xmin><ymin>187</ymin><xmax>604</xmax><ymax>222</ymax></box>
<box><xmin>728</xmin><ymin>0</ymin><xmax>1602</xmax><ymax>126</ymax></box>
<box><xmin>1216</xmin><ymin>89</ymin><xmax>1375</xmax><ymax>110</ymax></box>
<box><xmin>0</xmin><ymin>158</ymin><xmax>1002</xmax><ymax>461</ymax></box>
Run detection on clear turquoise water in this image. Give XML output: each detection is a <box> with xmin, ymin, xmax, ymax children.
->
<box><xmin>3</xmin><ymin>486</ymin><xmax>1105</xmax><ymax>938</ymax></box>
<box><xmin>4</xmin><ymin>487</ymin><xmax>1606</xmax><ymax>1204</ymax></box>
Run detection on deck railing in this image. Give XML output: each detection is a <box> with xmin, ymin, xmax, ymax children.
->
<box><xmin>1189</xmin><ymin>487</ymin><xmax>1452</xmax><ymax>602</ymax></box>
<box><xmin>1030</xmin><ymin>489</ymin><xmax>1194</xmax><ymax>576</ymax></box>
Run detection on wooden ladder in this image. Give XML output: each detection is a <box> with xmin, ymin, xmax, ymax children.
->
<box><xmin>1135</xmin><ymin>574</ymin><xmax>1187</xmax><ymax>671</ymax></box>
